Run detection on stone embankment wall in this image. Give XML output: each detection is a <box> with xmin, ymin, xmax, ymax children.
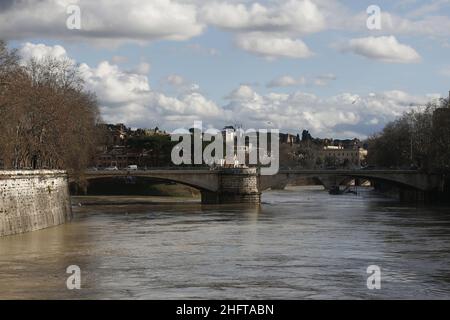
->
<box><xmin>0</xmin><ymin>170</ymin><xmax>72</xmax><ymax>237</ymax></box>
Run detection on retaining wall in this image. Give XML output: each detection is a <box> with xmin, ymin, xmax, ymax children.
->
<box><xmin>0</xmin><ymin>170</ymin><xmax>72</xmax><ymax>237</ymax></box>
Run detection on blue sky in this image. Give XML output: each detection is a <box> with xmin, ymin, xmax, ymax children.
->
<box><xmin>2</xmin><ymin>0</ymin><xmax>450</xmax><ymax>138</ymax></box>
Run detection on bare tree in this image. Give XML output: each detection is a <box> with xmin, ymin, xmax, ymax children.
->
<box><xmin>0</xmin><ymin>40</ymin><xmax>102</xmax><ymax>177</ymax></box>
<box><xmin>367</xmin><ymin>98</ymin><xmax>450</xmax><ymax>171</ymax></box>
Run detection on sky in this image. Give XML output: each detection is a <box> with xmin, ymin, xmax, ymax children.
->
<box><xmin>1</xmin><ymin>0</ymin><xmax>450</xmax><ymax>139</ymax></box>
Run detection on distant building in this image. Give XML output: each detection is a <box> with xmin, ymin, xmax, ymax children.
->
<box><xmin>134</xmin><ymin>127</ymin><xmax>167</xmax><ymax>137</ymax></box>
<box><xmin>321</xmin><ymin>138</ymin><xmax>361</xmax><ymax>150</ymax></box>
<box><xmin>96</xmin><ymin>145</ymin><xmax>129</xmax><ymax>168</ymax></box>
<box><xmin>318</xmin><ymin>145</ymin><xmax>368</xmax><ymax>168</ymax></box>
<box><xmin>279</xmin><ymin>133</ymin><xmax>296</xmax><ymax>145</ymax></box>
<box><xmin>95</xmin><ymin>123</ymin><xmax>170</xmax><ymax>168</ymax></box>
<box><xmin>95</xmin><ymin>123</ymin><xmax>129</xmax><ymax>147</ymax></box>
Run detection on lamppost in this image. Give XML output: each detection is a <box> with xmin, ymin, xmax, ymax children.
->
<box><xmin>409</xmin><ymin>113</ymin><xmax>416</xmax><ymax>166</ymax></box>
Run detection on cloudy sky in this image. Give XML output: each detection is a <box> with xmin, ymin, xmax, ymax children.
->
<box><xmin>2</xmin><ymin>0</ymin><xmax>450</xmax><ymax>138</ymax></box>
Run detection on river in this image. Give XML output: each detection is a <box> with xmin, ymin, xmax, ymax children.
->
<box><xmin>1</xmin><ymin>186</ymin><xmax>450</xmax><ymax>299</ymax></box>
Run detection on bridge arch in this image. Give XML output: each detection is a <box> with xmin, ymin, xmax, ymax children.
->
<box><xmin>339</xmin><ymin>172</ymin><xmax>440</xmax><ymax>191</ymax></box>
<box><xmin>74</xmin><ymin>170</ymin><xmax>220</xmax><ymax>193</ymax></box>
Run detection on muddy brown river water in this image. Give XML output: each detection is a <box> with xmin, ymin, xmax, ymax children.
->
<box><xmin>1</xmin><ymin>186</ymin><xmax>450</xmax><ymax>299</ymax></box>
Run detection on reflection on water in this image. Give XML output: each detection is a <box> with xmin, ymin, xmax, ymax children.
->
<box><xmin>1</xmin><ymin>186</ymin><xmax>450</xmax><ymax>299</ymax></box>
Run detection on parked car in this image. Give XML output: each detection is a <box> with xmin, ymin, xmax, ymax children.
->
<box><xmin>127</xmin><ymin>165</ymin><xmax>138</xmax><ymax>171</ymax></box>
<box><xmin>105</xmin><ymin>166</ymin><xmax>119</xmax><ymax>171</ymax></box>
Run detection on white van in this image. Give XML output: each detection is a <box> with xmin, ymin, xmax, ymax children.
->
<box><xmin>127</xmin><ymin>165</ymin><xmax>138</xmax><ymax>171</ymax></box>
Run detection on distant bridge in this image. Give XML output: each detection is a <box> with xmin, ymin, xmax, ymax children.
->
<box><xmin>260</xmin><ymin>169</ymin><xmax>442</xmax><ymax>192</ymax></box>
<box><xmin>78</xmin><ymin>168</ymin><xmax>444</xmax><ymax>204</ymax></box>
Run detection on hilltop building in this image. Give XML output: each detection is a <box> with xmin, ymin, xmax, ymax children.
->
<box><xmin>317</xmin><ymin>145</ymin><xmax>368</xmax><ymax>168</ymax></box>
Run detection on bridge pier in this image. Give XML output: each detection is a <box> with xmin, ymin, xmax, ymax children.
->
<box><xmin>201</xmin><ymin>168</ymin><xmax>261</xmax><ymax>204</ymax></box>
<box><xmin>317</xmin><ymin>175</ymin><xmax>347</xmax><ymax>190</ymax></box>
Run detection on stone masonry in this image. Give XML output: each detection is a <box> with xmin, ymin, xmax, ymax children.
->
<box><xmin>201</xmin><ymin>168</ymin><xmax>261</xmax><ymax>204</ymax></box>
<box><xmin>0</xmin><ymin>170</ymin><xmax>72</xmax><ymax>237</ymax></box>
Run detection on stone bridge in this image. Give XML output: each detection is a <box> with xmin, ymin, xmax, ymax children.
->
<box><xmin>259</xmin><ymin>169</ymin><xmax>443</xmax><ymax>192</ymax></box>
<box><xmin>80</xmin><ymin>168</ymin><xmax>444</xmax><ymax>204</ymax></box>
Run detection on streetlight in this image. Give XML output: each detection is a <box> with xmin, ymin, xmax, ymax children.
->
<box><xmin>409</xmin><ymin>113</ymin><xmax>416</xmax><ymax>166</ymax></box>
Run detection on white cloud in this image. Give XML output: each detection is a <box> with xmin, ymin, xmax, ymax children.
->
<box><xmin>79</xmin><ymin>61</ymin><xmax>151</xmax><ymax>104</ymax></box>
<box><xmin>19</xmin><ymin>42</ymin><xmax>70</xmax><ymax>61</ymax></box>
<box><xmin>165</xmin><ymin>74</ymin><xmax>202</xmax><ymax>95</ymax></box>
<box><xmin>200</xmin><ymin>0</ymin><xmax>450</xmax><ymax>46</ymax></box>
<box><xmin>201</xmin><ymin>0</ymin><xmax>326</xmax><ymax>35</ymax></box>
<box><xmin>342</xmin><ymin>36</ymin><xmax>421</xmax><ymax>64</ymax></box>
<box><xmin>166</xmin><ymin>74</ymin><xmax>186</xmax><ymax>86</ymax></box>
<box><xmin>224</xmin><ymin>88</ymin><xmax>436</xmax><ymax>138</ymax></box>
<box><xmin>318</xmin><ymin>2</ymin><xmax>450</xmax><ymax>40</ymax></box>
<box><xmin>381</xmin><ymin>11</ymin><xmax>450</xmax><ymax>37</ymax></box>
<box><xmin>0</xmin><ymin>0</ymin><xmax>204</xmax><ymax>44</ymax></box>
<box><xmin>111</xmin><ymin>55</ymin><xmax>128</xmax><ymax>64</ymax></box>
<box><xmin>236</xmin><ymin>32</ymin><xmax>313</xmax><ymax>59</ymax></box>
<box><xmin>226</xmin><ymin>85</ymin><xmax>259</xmax><ymax>101</ymax></box>
<box><xmin>17</xmin><ymin>43</ymin><xmax>220</xmax><ymax>129</ymax></box>
<box><xmin>314</xmin><ymin>73</ymin><xmax>337</xmax><ymax>86</ymax></box>
<box><xmin>7</xmin><ymin>0</ymin><xmax>450</xmax><ymax>63</ymax></box>
<box><xmin>201</xmin><ymin>0</ymin><xmax>323</xmax><ymax>59</ymax></box>
<box><xmin>132</xmin><ymin>62</ymin><xmax>151</xmax><ymax>75</ymax></box>
<box><xmin>267</xmin><ymin>74</ymin><xmax>336</xmax><ymax>87</ymax></box>
<box><xmin>267</xmin><ymin>75</ymin><xmax>306</xmax><ymax>88</ymax></box>
<box><xmin>368</xmin><ymin>118</ymin><xmax>379</xmax><ymax>125</ymax></box>
<box><xmin>3</xmin><ymin>0</ymin><xmax>450</xmax><ymax>56</ymax></box>
<box><xmin>80</xmin><ymin>61</ymin><xmax>222</xmax><ymax>128</ymax></box>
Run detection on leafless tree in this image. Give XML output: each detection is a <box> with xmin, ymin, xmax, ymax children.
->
<box><xmin>367</xmin><ymin>99</ymin><xmax>450</xmax><ymax>171</ymax></box>
<box><xmin>0</xmin><ymin>40</ymin><xmax>102</xmax><ymax>178</ymax></box>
